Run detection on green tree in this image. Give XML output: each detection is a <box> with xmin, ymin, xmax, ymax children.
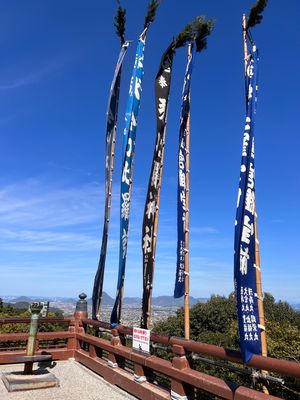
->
<box><xmin>153</xmin><ymin>293</ymin><xmax>300</xmax><ymax>399</ymax></box>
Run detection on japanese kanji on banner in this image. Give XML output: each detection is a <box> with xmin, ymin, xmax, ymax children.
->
<box><xmin>92</xmin><ymin>41</ymin><xmax>130</xmax><ymax>320</ymax></box>
<box><xmin>234</xmin><ymin>44</ymin><xmax>262</xmax><ymax>363</ymax></box>
<box><xmin>110</xmin><ymin>32</ymin><xmax>147</xmax><ymax>325</ymax></box>
<box><xmin>111</xmin><ymin>0</ymin><xmax>160</xmax><ymax>326</ymax></box>
<box><xmin>141</xmin><ymin>43</ymin><xmax>175</xmax><ymax>329</ymax></box>
<box><xmin>174</xmin><ymin>44</ymin><xmax>195</xmax><ymax>299</ymax></box>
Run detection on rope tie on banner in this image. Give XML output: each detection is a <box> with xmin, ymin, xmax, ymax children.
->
<box><xmin>254</xmin><ymin>292</ymin><xmax>263</xmax><ymax>301</ymax></box>
<box><xmin>123</xmin><ymin>40</ymin><xmax>132</xmax><ymax>49</ymax></box>
<box><xmin>258</xmin><ymin>324</ymin><xmax>266</xmax><ymax>331</ymax></box>
<box><xmin>139</xmin><ymin>27</ymin><xmax>148</xmax><ymax>41</ymax></box>
<box><xmin>184</xmin><ymin>271</ymin><xmax>189</xmax><ymax>276</ymax></box>
<box><xmin>184</xmin><ymin>248</ymin><xmax>189</xmax><ymax>253</ymax></box>
<box><xmin>254</xmin><ymin>263</ymin><xmax>261</xmax><ymax>271</ymax></box>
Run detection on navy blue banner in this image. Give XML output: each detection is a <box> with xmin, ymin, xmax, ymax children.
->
<box><xmin>111</xmin><ymin>31</ymin><xmax>147</xmax><ymax>325</ymax></box>
<box><xmin>174</xmin><ymin>44</ymin><xmax>195</xmax><ymax>298</ymax></box>
<box><xmin>92</xmin><ymin>42</ymin><xmax>130</xmax><ymax>320</ymax></box>
<box><xmin>234</xmin><ymin>45</ymin><xmax>262</xmax><ymax>362</ymax></box>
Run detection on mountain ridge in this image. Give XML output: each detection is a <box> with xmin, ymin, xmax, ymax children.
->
<box><xmin>87</xmin><ymin>292</ymin><xmax>207</xmax><ymax>307</ymax></box>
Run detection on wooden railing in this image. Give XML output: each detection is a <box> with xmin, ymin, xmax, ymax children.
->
<box><xmin>0</xmin><ymin>313</ymin><xmax>299</xmax><ymax>399</ymax></box>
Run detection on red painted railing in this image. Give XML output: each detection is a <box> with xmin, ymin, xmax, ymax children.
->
<box><xmin>0</xmin><ymin>311</ymin><xmax>299</xmax><ymax>399</ymax></box>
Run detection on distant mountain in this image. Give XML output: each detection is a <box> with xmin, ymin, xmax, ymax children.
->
<box><xmin>11</xmin><ymin>296</ymin><xmax>33</xmax><ymax>303</ymax></box>
<box><xmin>54</xmin><ymin>297</ymin><xmax>77</xmax><ymax>303</ymax></box>
<box><xmin>123</xmin><ymin>297</ymin><xmax>141</xmax><ymax>305</ymax></box>
<box><xmin>8</xmin><ymin>301</ymin><xmax>30</xmax><ymax>310</ymax></box>
<box><xmin>8</xmin><ymin>293</ymin><xmax>208</xmax><ymax>309</ymax></box>
<box><xmin>87</xmin><ymin>292</ymin><xmax>207</xmax><ymax>307</ymax></box>
<box><xmin>87</xmin><ymin>292</ymin><xmax>114</xmax><ymax>306</ymax></box>
<box><xmin>151</xmin><ymin>296</ymin><xmax>206</xmax><ymax>307</ymax></box>
<box><xmin>6</xmin><ymin>301</ymin><xmax>64</xmax><ymax>315</ymax></box>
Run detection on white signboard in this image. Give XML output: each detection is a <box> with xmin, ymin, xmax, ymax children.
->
<box><xmin>132</xmin><ymin>327</ymin><xmax>150</xmax><ymax>354</ymax></box>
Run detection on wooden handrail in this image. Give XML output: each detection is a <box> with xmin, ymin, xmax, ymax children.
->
<box><xmin>81</xmin><ymin>318</ymin><xmax>300</xmax><ymax>380</ymax></box>
<box><xmin>0</xmin><ymin>317</ymin><xmax>72</xmax><ymax>325</ymax></box>
<box><xmin>75</xmin><ymin>332</ymin><xmax>282</xmax><ymax>400</ymax></box>
<box><xmin>0</xmin><ymin>331</ymin><xmax>74</xmax><ymax>342</ymax></box>
<box><xmin>0</xmin><ymin>315</ymin><xmax>299</xmax><ymax>399</ymax></box>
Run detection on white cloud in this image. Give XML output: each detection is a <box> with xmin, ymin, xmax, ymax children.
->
<box><xmin>0</xmin><ymin>59</ymin><xmax>67</xmax><ymax>91</ymax></box>
<box><xmin>0</xmin><ymin>177</ymin><xmax>234</xmax><ymax>297</ymax></box>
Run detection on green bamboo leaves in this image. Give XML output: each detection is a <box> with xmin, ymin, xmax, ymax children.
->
<box><xmin>114</xmin><ymin>2</ymin><xmax>126</xmax><ymax>44</ymax></box>
<box><xmin>247</xmin><ymin>0</ymin><xmax>268</xmax><ymax>29</ymax></box>
<box><xmin>174</xmin><ymin>16</ymin><xmax>214</xmax><ymax>52</ymax></box>
<box><xmin>144</xmin><ymin>0</ymin><xmax>160</xmax><ymax>29</ymax></box>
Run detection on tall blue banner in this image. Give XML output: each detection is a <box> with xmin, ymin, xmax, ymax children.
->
<box><xmin>111</xmin><ymin>30</ymin><xmax>147</xmax><ymax>325</ymax></box>
<box><xmin>174</xmin><ymin>44</ymin><xmax>195</xmax><ymax>298</ymax></box>
<box><xmin>92</xmin><ymin>42</ymin><xmax>130</xmax><ymax>320</ymax></box>
<box><xmin>234</xmin><ymin>45</ymin><xmax>262</xmax><ymax>362</ymax></box>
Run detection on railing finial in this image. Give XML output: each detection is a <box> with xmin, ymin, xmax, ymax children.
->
<box><xmin>76</xmin><ymin>293</ymin><xmax>87</xmax><ymax>313</ymax></box>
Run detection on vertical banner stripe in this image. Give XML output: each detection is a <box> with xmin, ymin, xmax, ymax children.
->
<box><xmin>234</xmin><ymin>45</ymin><xmax>262</xmax><ymax>362</ymax></box>
<box><xmin>141</xmin><ymin>44</ymin><xmax>175</xmax><ymax>329</ymax></box>
<box><xmin>111</xmin><ymin>31</ymin><xmax>147</xmax><ymax>325</ymax></box>
<box><xmin>174</xmin><ymin>44</ymin><xmax>195</xmax><ymax>298</ymax></box>
<box><xmin>92</xmin><ymin>42</ymin><xmax>130</xmax><ymax>320</ymax></box>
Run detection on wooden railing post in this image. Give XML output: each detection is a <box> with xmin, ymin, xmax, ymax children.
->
<box><xmin>34</xmin><ymin>339</ymin><xmax>40</xmax><ymax>355</ymax></box>
<box><xmin>74</xmin><ymin>293</ymin><xmax>88</xmax><ymax>351</ymax></box>
<box><xmin>67</xmin><ymin>318</ymin><xmax>77</xmax><ymax>352</ymax></box>
<box><xmin>108</xmin><ymin>328</ymin><xmax>121</xmax><ymax>368</ymax></box>
<box><xmin>133</xmin><ymin>362</ymin><xmax>147</xmax><ymax>383</ymax></box>
<box><xmin>74</xmin><ymin>293</ymin><xmax>88</xmax><ymax>327</ymax></box>
<box><xmin>171</xmin><ymin>344</ymin><xmax>189</xmax><ymax>400</ymax></box>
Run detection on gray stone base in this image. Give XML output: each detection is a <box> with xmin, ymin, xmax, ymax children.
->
<box><xmin>1</xmin><ymin>371</ymin><xmax>59</xmax><ymax>392</ymax></box>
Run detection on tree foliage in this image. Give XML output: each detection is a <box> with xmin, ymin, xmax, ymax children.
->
<box><xmin>0</xmin><ymin>299</ymin><xmax>66</xmax><ymax>336</ymax></box>
<box><xmin>247</xmin><ymin>0</ymin><xmax>268</xmax><ymax>29</ymax></box>
<box><xmin>193</xmin><ymin>16</ymin><xmax>214</xmax><ymax>53</ymax></box>
<box><xmin>153</xmin><ymin>293</ymin><xmax>300</xmax><ymax>399</ymax></box>
<box><xmin>144</xmin><ymin>0</ymin><xmax>160</xmax><ymax>29</ymax></box>
<box><xmin>173</xmin><ymin>16</ymin><xmax>214</xmax><ymax>51</ymax></box>
<box><xmin>114</xmin><ymin>1</ymin><xmax>126</xmax><ymax>44</ymax></box>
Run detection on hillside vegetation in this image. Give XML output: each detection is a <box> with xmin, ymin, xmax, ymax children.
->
<box><xmin>153</xmin><ymin>293</ymin><xmax>300</xmax><ymax>399</ymax></box>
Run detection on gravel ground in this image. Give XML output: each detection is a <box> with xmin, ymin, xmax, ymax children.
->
<box><xmin>0</xmin><ymin>360</ymin><xmax>136</xmax><ymax>400</ymax></box>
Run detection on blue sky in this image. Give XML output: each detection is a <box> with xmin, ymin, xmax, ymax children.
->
<box><xmin>0</xmin><ymin>1</ymin><xmax>299</xmax><ymax>302</ymax></box>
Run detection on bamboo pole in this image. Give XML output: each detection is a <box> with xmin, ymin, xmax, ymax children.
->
<box><xmin>242</xmin><ymin>14</ymin><xmax>268</xmax><ymax>393</ymax></box>
<box><xmin>254</xmin><ymin>205</ymin><xmax>267</xmax><ymax>358</ymax></box>
<box><xmin>184</xmin><ymin>44</ymin><xmax>192</xmax><ymax>340</ymax></box>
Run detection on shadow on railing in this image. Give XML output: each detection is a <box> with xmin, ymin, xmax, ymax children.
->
<box><xmin>0</xmin><ymin>313</ymin><xmax>299</xmax><ymax>400</ymax></box>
